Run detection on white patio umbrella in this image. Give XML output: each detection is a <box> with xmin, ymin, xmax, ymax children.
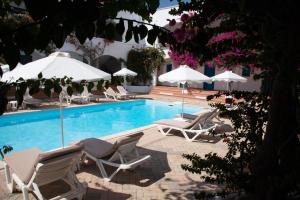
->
<box><xmin>158</xmin><ymin>65</ymin><xmax>211</xmax><ymax>116</ymax></box>
<box><xmin>210</xmin><ymin>70</ymin><xmax>247</xmax><ymax>91</ymax></box>
<box><xmin>2</xmin><ymin>52</ymin><xmax>111</xmax><ymax>148</ymax></box>
<box><xmin>1</xmin><ymin>63</ymin><xmax>23</xmax><ymax>81</ymax></box>
<box><xmin>113</xmin><ymin>64</ymin><xmax>137</xmax><ymax>88</ymax></box>
<box><xmin>0</xmin><ymin>64</ymin><xmax>10</xmax><ymax>74</ymax></box>
<box><xmin>1</xmin><ymin>52</ymin><xmax>111</xmax><ymax>82</ymax></box>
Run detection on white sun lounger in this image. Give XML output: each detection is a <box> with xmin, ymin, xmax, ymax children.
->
<box><xmin>60</xmin><ymin>86</ymin><xmax>72</xmax><ymax>104</ymax></box>
<box><xmin>103</xmin><ymin>87</ymin><xmax>129</xmax><ymax>101</ymax></box>
<box><xmin>176</xmin><ymin>108</ymin><xmax>221</xmax><ymax>123</ymax></box>
<box><xmin>4</xmin><ymin>145</ymin><xmax>87</xmax><ymax>200</ymax></box>
<box><xmin>117</xmin><ymin>86</ymin><xmax>136</xmax><ymax>98</ymax></box>
<box><xmin>22</xmin><ymin>88</ymin><xmax>43</xmax><ymax>108</ymax></box>
<box><xmin>78</xmin><ymin>132</ymin><xmax>151</xmax><ymax>182</ymax></box>
<box><xmin>71</xmin><ymin>86</ymin><xmax>91</xmax><ymax>104</ymax></box>
<box><xmin>154</xmin><ymin>110</ymin><xmax>218</xmax><ymax>142</ymax></box>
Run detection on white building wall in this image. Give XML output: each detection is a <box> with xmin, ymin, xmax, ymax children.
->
<box><xmin>116</xmin><ymin>11</ymin><xmax>147</xmax><ymax>48</ymax></box>
<box><xmin>102</xmin><ymin>40</ymin><xmax>144</xmax><ymax>61</ymax></box>
<box><xmin>158</xmin><ymin>63</ymin><xmax>262</xmax><ymax>92</ymax></box>
<box><xmin>55</xmin><ymin>11</ymin><xmax>147</xmax><ymax>63</ymax></box>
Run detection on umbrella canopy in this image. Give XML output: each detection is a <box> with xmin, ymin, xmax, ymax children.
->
<box><xmin>1</xmin><ymin>52</ymin><xmax>111</xmax><ymax>82</ymax></box>
<box><xmin>113</xmin><ymin>68</ymin><xmax>137</xmax><ymax>77</ymax></box>
<box><xmin>1</xmin><ymin>63</ymin><xmax>23</xmax><ymax>81</ymax></box>
<box><xmin>113</xmin><ymin>64</ymin><xmax>137</xmax><ymax>88</ymax></box>
<box><xmin>158</xmin><ymin>65</ymin><xmax>211</xmax><ymax>83</ymax></box>
<box><xmin>211</xmin><ymin>71</ymin><xmax>247</xmax><ymax>83</ymax></box>
<box><xmin>0</xmin><ymin>64</ymin><xmax>10</xmax><ymax>74</ymax></box>
<box><xmin>158</xmin><ymin>65</ymin><xmax>211</xmax><ymax>117</ymax></box>
<box><xmin>211</xmin><ymin>70</ymin><xmax>247</xmax><ymax>91</ymax></box>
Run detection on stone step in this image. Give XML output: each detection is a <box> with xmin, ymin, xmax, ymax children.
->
<box><xmin>150</xmin><ymin>86</ymin><xmax>219</xmax><ymax>100</ymax></box>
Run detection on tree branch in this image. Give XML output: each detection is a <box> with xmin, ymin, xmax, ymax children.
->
<box><xmin>113</xmin><ymin>17</ymin><xmax>170</xmax><ymax>32</ymax></box>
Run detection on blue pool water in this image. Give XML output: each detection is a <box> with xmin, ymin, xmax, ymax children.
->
<box><xmin>0</xmin><ymin>100</ymin><xmax>202</xmax><ymax>152</ymax></box>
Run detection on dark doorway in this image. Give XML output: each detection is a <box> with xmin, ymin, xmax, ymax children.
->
<box><xmin>203</xmin><ymin>64</ymin><xmax>215</xmax><ymax>90</ymax></box>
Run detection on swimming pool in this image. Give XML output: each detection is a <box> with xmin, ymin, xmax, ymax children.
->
<box><xmin>0</xmin><ymin>100</ymin><xmax>202</xmax><ymax>152</ymax></box>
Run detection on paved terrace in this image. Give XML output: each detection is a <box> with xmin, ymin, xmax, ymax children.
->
<box><xmin>0</xmin><ymin>95</ymin><xmax>229</xmax><ymax>200</ymax></box>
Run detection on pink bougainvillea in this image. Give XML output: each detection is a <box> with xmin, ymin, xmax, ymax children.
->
<box><xmin>167</xmin><ymin>12</ymin><xmax>196</xmax><ymax>43</ymax></box>
<box><xmin>180</xmin><ymin>13</ymin><xmax>190</xmax><ymax>22</ymax></box>
<box><xmin>172</xmin><ymin>27</ymin><xmax>195</xmax><ymax>43</ymax></box>
<box><xmin>167</xmin><ymin>13</ymin><xmax>251</xmax><ymax>69</ymax></box>
<box><xmin>173</xmin><ymin>29</ymin><xmax>186</xmax><ymax>43</ymax></box>
<box><xmin>207</xmin><ymin>31</ymin><xmax>246</xmax><ymax>46</ymax></box>
<box><xmin>208</xmin><ymin>48</ymin><xmax>258</xmax><ymax>67</ymax></box>
<box><xmin>167</xmin><ymin>19</ymin><xmax>176</xmax><ymax>26</ymax></box>
<box><xmin>168</xmin><ymin>50</ymin><xmax>198</xmax><ymax>68</ymax></box>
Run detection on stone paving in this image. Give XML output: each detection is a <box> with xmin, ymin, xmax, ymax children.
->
<box><xmin>0</xmin><ymin>95</ymin><xmax>230</xmax><ymax>200</ymax></box>
<box><xmin>0</xmin><ymin>126</ymin><xmax>228</xmax><ymax>200</ymax></box>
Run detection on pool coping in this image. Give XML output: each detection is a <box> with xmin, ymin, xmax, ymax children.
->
<box><xmin>2</xmin><ymin>99</ymin><xmax>140</xmax><ymax>116</ymax></box>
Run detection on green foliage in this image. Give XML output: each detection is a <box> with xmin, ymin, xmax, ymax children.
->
<box><xmin>0</xmin><ymin>0</ymin><xmax>162</xmax><ymax>69</ymax></box>
<box><xmin>0</xmin><ymin>74</ymin><xmax>103</xmax><ymax>115</ymax></box>
<box><xmin>0</xmin><ymin>145</ymin><xmax>13</xmax><ymax>159</ymax></box>
<box><xmin>182</xmin><ymin>91</ymin><xmax>271</xmax><ymax>199</ymax></box>
<box><xmin>87</xmin><ymin>82</ymin><xmax>94</xmax><ymax>92</ymax></box>
<box><xmin>126</xmin><ymin>47</ymin><xmax>165</xmax><ymax>85</ymax></box>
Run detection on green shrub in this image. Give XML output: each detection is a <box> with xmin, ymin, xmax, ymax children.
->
<box><xmin>126</xmin><ymin>47</ymin><xmax>165</xmax><ymax>85</ymax></box>
<box><xmin>182</xmin><ymin>92</ymin><xmax>270</xmax><ymax>199</ymax></box>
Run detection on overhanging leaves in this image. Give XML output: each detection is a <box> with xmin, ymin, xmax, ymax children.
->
<box><xmin>125</xmin><ymin>29</ymin><xmax>132</xmax><ymax>42</ymax></box>
<box><xmin>116</xmin><ymin>18</ymin><xmax>125</xmax><ymax>36</ymax></box>
<box><xmin>138</xmin><ymin>24</ymin><xmax>148</xmax><ymax>40</ymax></box>
<box><xmin>133</xmin><ymin>26</ymin><xmax>140</xmax><ymax>43</ymax></box>
<box><xmin>147</xmin><ymin>26</ymin><xmax>159</xmax><ymax>45</ymax></box>
<box><xmin>103</xmin><ymin>23</ymin><xmax>115</xmax><ymax>40</ymax></box>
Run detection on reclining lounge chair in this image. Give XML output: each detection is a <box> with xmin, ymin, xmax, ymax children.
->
<box><xmin>176</xmin><ymin>108</ymin><xmax>221</xmax><ymax>123</ymax></box>
<box><xmin>103</xmin><ymin>87</ymin><xmax>129</xmax><ymax>101</ymax></box>
<box><xmin>22</xmin><ymin>88</ymin><xmax>43</xmax><ymax>108</ymax></box>
<box><xmin>4</xmin><ymin>145</ymin><xmax>87</xmax><ymax>200</ymax></box>
<box><xmin>154</xmin><ymin>110</ymin><xmax>218</xmax><ymax>142</ymax></box>
<box><xmin>117</xmin><ymin>86</ymin><xmax>136</xmax><ymax>98</ymax></box>
<box><xmin>78</xmin><ymin>132</ymin><xmax>151</xmax><ymax>182</ymax></box>
<box><xmin>70</xmin><ymin>86</ymin><xmax>91</xmax><ymax>104</ymax></box>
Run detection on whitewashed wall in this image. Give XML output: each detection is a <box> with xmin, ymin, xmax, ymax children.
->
<box><xmin>158</xmin><ymin>63</ymin><xmax>262</xmax><ymax>92</ymax></box>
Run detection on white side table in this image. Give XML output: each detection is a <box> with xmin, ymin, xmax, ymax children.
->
<box><xmin>8</xmin><ymin>100</ymin><xmax>18</xmax><ymax>111</ymax></box>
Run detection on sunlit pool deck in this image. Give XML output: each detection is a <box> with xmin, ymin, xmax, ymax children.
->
<box><xmin>0</xmin><ymin>95</ymin><xmax>229</xmax><ymax>200</ymax></box>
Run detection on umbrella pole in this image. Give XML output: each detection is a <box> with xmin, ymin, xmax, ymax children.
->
<box><xmin>123</xmin><ymin>76</ymin><xmax>127</xmax><ymax>89</ymax></box>
<box><xmin>59</xmin><ymin>93</ymin><xmax>64</xmax><ymax>148</ymax></box>
<box><xmin>227</xmin><ymin>82</ymin><xmax>229</xmax><ymax>92</ymax></box>
<box><xmin>181</xmin><ymin>88</ymin><xmax>185</xmax><ymax>118</ymax></box>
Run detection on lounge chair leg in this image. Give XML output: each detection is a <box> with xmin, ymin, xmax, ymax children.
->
<box><xmin>4</xmin><ymin>163</ymin><xmax>11</xmax><ymax>185</ymax></box>
<box><xmin>96</xmin><ymin>160</ymin><xmax>123</xmax><ymax>182</ymax></box>
<box><xmin>4</xmin><ymin>164</ymin><xmax>16</xmax><ymax>193</ymax></box>
<box><xmin>181</xmin><ymin>130</ymin><xmax>193</xmax><ymax>142</ymax></box>
<box><xmin>96</xmin><ymin>161</ymin><xmax>109</xmax><ymax>180</ymax></box>
<box><xmin>81</xmin><ymin>182</ymin><xmax>88</xmax><ymax>200</ymax></box>
<box><xmin>22</xmin><ymin>186</ymin><xmax>30</xmax><ymax>200</ymax></box>
<box><xmin>190</xmin><ymin>132</ymin><xmax>202</xmax><ymax>142</ymax></box>
<box><xmin>158</xmin><ymin>126</ymin><xmax>171</xmax><ymax>136</ymax></box>
<box><xmin>32</xmin><ymin>183</ymin><xmax>44</xmax><ymax>200</ymax></box>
